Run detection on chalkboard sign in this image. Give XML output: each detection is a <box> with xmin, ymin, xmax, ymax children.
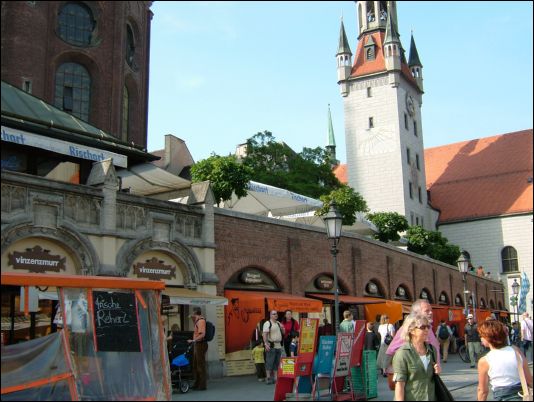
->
<box><xmin>93</xmin><ymin>291</ymin><xmax>141</xmax><ymax>352</ymax></box>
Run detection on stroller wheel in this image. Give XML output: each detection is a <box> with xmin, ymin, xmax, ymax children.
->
<box><xmin>179</xmin><ymin>381</ymin><xmax>190</xmax><ymax>393</ymax></box>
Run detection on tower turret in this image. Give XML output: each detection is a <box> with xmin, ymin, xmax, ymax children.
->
<box><xmin>408</xmin><ymin>33</ymin><xmax>424</xmax><ymax>92</ymax></box>
<box><xmin>336</xmin><ymin>18</ymin><xmax>352</xmax><ymax>97</ymax></box>
<box><xmin>326</xmin><ymin>104</ymin><xmax>339</xmax><ymax>167</ymax></box>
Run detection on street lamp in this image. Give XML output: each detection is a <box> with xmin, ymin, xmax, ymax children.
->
<box><xmin>323</xmin><ymin>201</ymin><xmax>343</xmax><ymax>334</ymax></box>
<box><xmin>512</xmin><ymin>278</ymin><xmax>520</xmax><ymax>321</ymax></box>
<box><xmin>457</xmin><ymin>251</ymin><xmax>469</xmax><ymax>317</ymax></box>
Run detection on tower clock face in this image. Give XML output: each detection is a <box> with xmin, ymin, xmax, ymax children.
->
<box><xmin>406</xmin><ymin>94</ymin><xmax>415</xmax><ymax>117</ymax></box>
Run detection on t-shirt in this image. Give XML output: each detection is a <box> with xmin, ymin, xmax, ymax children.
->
<box><xmin>263</xmin><ymin>320</ymin><xmax>283</xmax><ymax>348</ymax></box>
<box><xmin>521</xmin><ymin>318</ymin><xmax>533</xmax><ymax>341</ymax></box>
<box><xmin>378</xmin><ymin>323</ymin><xmax>395</xmax><ymax>345</ymax></box>
<box><xmin>252</xmin><ymin>346</ymin><xmax>265</xmax><ymax>364</ymax></box>
<box><xmin>464</xmin><ymin>323</ymin><xmax>481</xmax><ymax>342</ymax></box>
<box><xmin>282</xmin><ymin>318</ymin><xmax>300</xmax><ymax>339</ymax></box>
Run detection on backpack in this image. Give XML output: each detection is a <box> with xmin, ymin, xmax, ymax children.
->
<box><xmin>200</xmin><ymin>318</ymin><xmax>215</xmax><ymax>342</ymax></box>
<box><xmin>438</xmin><ymin>324</ymin><xmax>449</xmax><ymax>340</ymax></box>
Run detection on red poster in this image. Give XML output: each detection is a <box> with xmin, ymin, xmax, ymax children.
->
<box><xmin>350</xmin><ymin>320</ymin><xmax>366</xmax><ymax>367</ymax></box>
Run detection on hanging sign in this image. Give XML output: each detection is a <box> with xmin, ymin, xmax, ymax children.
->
<box><xmin>92</xmin><ymin>291</ymin><xmax>141</xmax><ymax>352</ymax></box>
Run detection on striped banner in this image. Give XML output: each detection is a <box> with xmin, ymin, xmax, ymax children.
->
<box><xmin>518</xmin><ymin>271</ymin><xmax>530</xmax><ymax>314</ymax></box>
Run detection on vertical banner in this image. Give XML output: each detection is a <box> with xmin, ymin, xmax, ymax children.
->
<box><xmin>295</xmin><ymin>318</ymin><xmax>319</xmax><ymax>376</ymax></box>
<box><xmin>350</xmin><ymin>320</ymin><xmax>366</xmax><ymax>367</ymax></box>
<box><xmin>334</xmin><ymin>332</ymin><xmax>353</xmax><ymax>378</ymax></box>
<box><xmin>315</xmin><ymin>336</ymin><xmax>336</xmax><ymax>375</ymax></box>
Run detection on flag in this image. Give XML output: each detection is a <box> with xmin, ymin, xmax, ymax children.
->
<box><xmin>517</xmin><ymin>271</ymin><xmax>530</xmax><ymax>314</ymax></box>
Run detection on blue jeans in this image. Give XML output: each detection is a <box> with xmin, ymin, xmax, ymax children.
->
<box><xmin>492</xmin><ymin>384</ymin><xmax>523</xmax><ymax>401</ymax></box>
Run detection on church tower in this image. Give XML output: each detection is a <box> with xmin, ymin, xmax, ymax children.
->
<box><xmin>337</xmin><ymin>1</ymin><xmax>432</xmax><ymax>229</ymax></box>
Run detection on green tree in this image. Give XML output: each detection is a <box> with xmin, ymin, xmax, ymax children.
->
<box><xmin>243</xmin><ymin>131</ymin><xmax>340</xmax><ymax>198</ymax></box>
<box><xmin>367</xmin><ymin>212</ymin><xmax>409</xmax><ymax>243</ymax></box>
<box><xmin>190</xmin><ymin>154</ymin><xmax>252</xmax><ymax>206</ymax></box>
<box><xmin>315</xmin><ymin>185</ymin><xmax>368</xmax><ymax>226</ymax></box>
<box><xmin>406</xmin><ymin>226</ymin><xmax>461</xmax><ymax>265</ymax></box>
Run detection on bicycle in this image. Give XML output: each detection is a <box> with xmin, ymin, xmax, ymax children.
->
<box><xmin>457</xmin><ymin>337</ymin><xmax>489</xmax><ymax>363</ymax></box>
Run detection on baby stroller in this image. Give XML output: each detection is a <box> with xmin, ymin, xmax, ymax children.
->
<box><xmin>170</xmin><ymin>344</ymin><xmax>193</xmax><ymax>393</ymax></box>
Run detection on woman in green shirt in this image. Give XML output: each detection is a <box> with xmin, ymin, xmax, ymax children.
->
<box><xmin>392</xmin><ymin>314</ymin><xmax>441</xmax><ymax>401</ymax></box>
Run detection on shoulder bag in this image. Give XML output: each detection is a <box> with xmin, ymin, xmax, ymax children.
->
<box><xmin>384</xmin><ymin>325</ymin><xmax>393</xmax><ymax>345</ymax></box>
<box><xmin>514</xmin><ymin>348</ymin><xmax>534</xmax><ymax>401</ymax></box>
<box><xmin>431</xmin><ymin>345</ymin><xmax>455</xmax><ymax>401</ymax></box>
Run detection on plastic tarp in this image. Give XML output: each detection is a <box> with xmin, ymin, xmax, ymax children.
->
<box><xmin>116</xmin><ymin>163</ymin><xmax>190</xmax><ymax>196</ymax></box>
<box><xmin>1</xmin><ymin>287</ymin><xmax>170</xmax><ymax>401</ymax></box>
<box><xmin>1</xmin><ymin>331</ymin><xmax>75</xmax><ymax>401</ymax></box>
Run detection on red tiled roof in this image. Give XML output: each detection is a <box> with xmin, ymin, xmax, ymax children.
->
<box><xmin>425</xmin><ymin>130</ymin><xmax>533</xmax><ymax>223</ymax></box>
<box><xmin>333</xmin><ymin>163</ymin><xmax>348</xmax><ymax>184</ymax></box>
<box><xmin>350</xmin><ymin>32</ymin><xmax>419</xmax><ymax>89</ymax></box>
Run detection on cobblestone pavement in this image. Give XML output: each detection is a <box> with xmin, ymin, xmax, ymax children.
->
<box><xmin>172</xmin><ymin>352</ymin><xmax>533</xmax><ymax>401</ymax></box>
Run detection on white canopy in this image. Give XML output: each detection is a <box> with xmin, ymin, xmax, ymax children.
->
<box><xmin>221</xmin><ymin>181</ymin><xmax>323</xmax><ymax>217</ymax></box>
<box><xmin>116</xmin><ymin>163</ymin><xmax>190</xmax><ymax>196</ymax></box>
<box><xmin>280</xmin><ymin>211</ymin><xmax>377</xmax><ymax>236</ymax></box>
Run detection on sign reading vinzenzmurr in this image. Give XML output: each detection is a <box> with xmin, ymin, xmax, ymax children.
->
<box><xmin>7</xmin><ymin>245</ymin><xmax>67</xmax><ymax>273</ymax></box>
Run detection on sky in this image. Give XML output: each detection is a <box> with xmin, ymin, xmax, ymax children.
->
<box><xmin>147</xmin><ymin>1</ymin><xmax>533</xmax><ymax>164</ymax></box>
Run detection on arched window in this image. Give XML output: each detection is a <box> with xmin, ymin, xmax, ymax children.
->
<box><xmin>455</xmin><ymin>294</ymin><xmax>464</xmax><ymax>306</ymax></box>
<box><xmin>54</xmin><ymin>63</ymin><xmax>91</xmax><ymax>121</ymax></box>
<box><xmin>501</xmin><ymin>246</ymin><xmax>519</xmax><ymax>273</ymax></box>
<box><xmin>489</xmin><ymin>299</ymin><xmax>495</xmax><ymax>309</ymax></box>
<box><xmin>122</xmin><ymin>85</ymin><xmax>129</xmax><ymax>141</ymax></box>
<box><xmin>420</xmin><ymin>288</ymin><xmax>433</xmax><ymax>303</ymax></box>
<box><xmin>439</xmin><ymin>292</ymin><xmax>449</xmax><ymax>305</ymax></box>
<box><xmin>126</xmin><ymin>24</ymin><xmax>135</xmax><ymax>67</ymax></box>
<box><xmin>57</xmin><ymin>2</ymin><xmax>95</xmax><ymax>47</ymax></box>
<box><xmin>365</xmin><ymin>280</ymin><xmax>384</xmax><ymax>297</ymax></box>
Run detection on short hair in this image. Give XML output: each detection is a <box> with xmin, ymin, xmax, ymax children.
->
<box><xmin>366</xmin><ymin>322</ymin><xmax>374</xmax><ymax>331</ymax></box>
<box><xmin>400</xmin><ymin>314</ymin><xmax>430</xmax><ymax>343</ymax></box>
<box><xmin>411</xmin><ymin>299</ymin><xmax>430</xmax><ymax>314</ymax></box>
<box><xmin>192</xmin><ymin>307</ymin><xmax>202</xmax><ymax>316</ymax></box>
<box><xmin>171</xmin><ymin>323</ymin><xmax>180</xmax><ymax>332</ymax></box>
<box><xmin>478</xmin><ymin>320</ymin><xmax>508</xmax><ymax>348</ymax></box>
<box><xmin>380</xmin><ymin>315</ymin><xmax>389</xmax><ymax>325</ymax></box>
<box><xmin>343</xmin><ymin>310</ymin><xmax>353</xmax><ymax>320</ymax></box>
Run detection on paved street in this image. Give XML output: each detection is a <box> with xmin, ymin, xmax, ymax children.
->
<box><xmin>172</xmin><ymin>352</ymin><xmax>533</xmax><ymax>401</ymax></box>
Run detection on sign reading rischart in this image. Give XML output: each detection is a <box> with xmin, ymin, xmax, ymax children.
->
<box><xmin>1</xmin><ymin>126</ymin><xmax>128</xmax><ymax>168</ymax></box>
<box><xmin>8</xmin><ymin>245</ymin><xmax>66</xmax><ymax>273</ymax></box>
<box><xmin>133</xmin><ymin>257</ymin><xmax>176</xmax><ymax>280</ymax></box>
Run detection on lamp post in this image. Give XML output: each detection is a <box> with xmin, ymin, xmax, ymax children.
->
<box><xmin>512</xmin><ymin>278</ymin><xmax>520</xmax><ymax>321</ymax></box>
<box><xmin>323</xmin><ymin>201</ymin><xmax>343</xmax><ymax>334</ymax></box>
<box><xmin>457</xmin><ymin>251</ymin><xmax>469</xmax><ymax>317</ymax></box>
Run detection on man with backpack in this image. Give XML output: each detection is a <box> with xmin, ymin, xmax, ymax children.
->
<box><xmin>187</xmin><ymin>307</ymin><xmax>209</xmax><ymax>390</ymax></box>
<box><xmin>435</xmin><ymin>319</ymin><xmax>452</xmax><ymax>363</ymax></box>
<box><xmin>263</xmin><ymin>310</ymin><xmax>285</xmax><ymax>385</ymax></box>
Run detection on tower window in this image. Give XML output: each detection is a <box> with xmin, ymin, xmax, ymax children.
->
<box><xmin>22</xmin><ymin>79</ymin><xmax>32</xmax><ymax>94</ymax></box>
<box><xmin>418</xmin><ymin>186</ymin><xmax>422</xmax><ymax>203</ymax></box>
<box><xmin>366</xmin><ymin>46</ymin><xmax>375</xmax><ymax>61</ymax></box>
<box><xmin>126</xmin><ymin>24</ymin><xmax>135</xmax><ymax>67</ymax></box>
<box><xmin>404</xmin><ymin>113</ymin><xmax>408</xmax><ymax>130</ymax></box>
<box><xmin>416</xmin><ymin>154</ymin><xmax>420</xmax><ymax>170</ymax></box>
<box><xmin>54</xmin><ymin>62</ymin><xmax>91</xmax><ymax>121</ymax></box>
<box><xmin>501</xmin><ymin>246</ymin><xmax>518</xmax><ymax>273</ymax></box>
<box><xmin>409</xmin><ymin>181</ymin><xmax>413</xmax><ymax>199</ymax></box>
<box><xmin>369</xmin><ymin>117</ymin><xmax>374</xmax><ymax>128</ymax></box>
<box><xmin>57</xmin><ymin>2</ymin><xmax>95</xmax><ymax>47</ymax></box>
<box><xmin>406</xmin><ymin>147</ymin><xmax>411</xmax><ymax>164</ymax></box>
<box><xmin>122</xmin><ymin>85</ymin><xmax>129</xmax><ymax>141</ymax></box>
<box><xmin>367</xmin><ymin>87</ymin><xmax>372</xmax><ymax>97</ymax></box>
<box><xmin>414</xmin><ymin>121</ymin><xmax>418</xmax><ymax>137</ymax></box>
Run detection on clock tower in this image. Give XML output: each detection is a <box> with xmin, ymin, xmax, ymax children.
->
<box><xmin>337</xmin><ymin>1</ymin><xmax>433</xmax><ymax>229</ymax></box>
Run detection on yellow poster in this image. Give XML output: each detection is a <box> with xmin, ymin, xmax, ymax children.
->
<box><xmin>281</xmin><ymin>358</ymin><xmax>295</xmax><ymax>376</ymax></box>
<box><xmin>299</xmin><ymin>318</ymin><xmax>318</xmax><ymax>354</ymax></box>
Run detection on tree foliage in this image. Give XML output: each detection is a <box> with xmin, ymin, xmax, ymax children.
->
<box><xmin>315</xmin><ymin>185</ymin><xmax>368</xmax><ymax>226</ymax></box>
<box><xmin>406</xmin><ymin>226</ymin><xmax>461</xmax><ymax>265</ymax></box>
<box><xmin>367</xmin><ymin>212</ymin><xmax>409</xmax><ymax>243</ymax></box>
<box><xmin>243</xmin><ymin>131</ymin><xmax>340</xmax><ymax>198</ymax></box>
<box><xmin>190</xmin><ymin>154</ymin><xmax>252</xmax><ymax>206</ymax></box>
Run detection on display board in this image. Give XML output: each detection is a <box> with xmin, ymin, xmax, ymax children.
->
<box><xmin>315</xmin><ymin>335</ymin><xmax>336</xmax><ymax>374</ymax></box>
<box><xmin>334</xmin><ymin>332</ymin><xmax>353</xmax><ymax>377</ymax></box>
<box><xmin>92</xmin><ymin>291</ymin><xmax>141</xmax><ymax>352</ymax></box>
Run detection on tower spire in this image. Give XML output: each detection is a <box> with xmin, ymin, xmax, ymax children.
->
<box><xmin>336</xmin><ymin>18</ymin><xmax>352</xmax><ymax>96</ymax></box>
<box><xmin>408</xmin><ymin>33</ymin><xmax>424</xmax><ymax>91</ymax></box>
<box><xmin>326</xmin><ymin>104</ymin><xmax>338</xmax><ymax>167</ymax></box>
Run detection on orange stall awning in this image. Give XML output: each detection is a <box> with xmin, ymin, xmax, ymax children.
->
<box><xmin>363</xmin><ymin>300</ymin><xmax>403</xmax><ymax>324</ymax></box>
<box><xmin>307</xmin><ymin>293</ymin><xmax>387</xmax><ymax>305</ymax></box>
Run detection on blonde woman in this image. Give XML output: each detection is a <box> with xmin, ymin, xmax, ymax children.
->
<box><xmin>392</xmin><ymin>314</ymin><xmax>441</xmax><ymax>401</ymax></box>
<box><xmin>377</xmin><ymin>314</ymin><xmax>395</xmax><ymax>377</ymax></box>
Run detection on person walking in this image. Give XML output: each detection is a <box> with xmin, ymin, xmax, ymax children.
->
<box><xmin>339</xmin><ymin>310</ymin><xmax>355</xmax><ymax>333</ymax></box>
<box><xmin>435</xmin><ymin>319</ymin><xmax>452</xmax><ymax>363</ymax></box>
<box><xmin>392</xmin><ymin>314</ymin><xmax>441</xmax><ymax>401</ymax></box>
<box><xmin>281</xmin><ymin>310</ymin><xmax>300</xmax><ymax>357</ymax></box>
<box><xmin>187</xmin><ymin>307</ymin><xmax>208</xmax><ymax>391</ymax></box>
<box><xmin>262</xmin><ymin>310</ymin><xmax>284</xmax><ymax>385</ymax></box>
<box><xmin>465</xmin><ymin>313</ymin><xmax>482</xmax><ymax>368</ymax></box>
<box><xmin>476</xmin><ymin>319</ymin><xmax>533</xmax><ymax>401</ymax></box>
<box><xmin>251</xmin><ymin>341</ymin><xmax>266</xmax><ymax>382</ymax></box>
<box><xmin>520</xmin><ymin>312</ymin><xmax>533</xmax><ymax>360</ymax></box>
<box><xmin>377</xmin><ymin>314</ymin><xmax>395</xmax><ymax>377</ymax></box>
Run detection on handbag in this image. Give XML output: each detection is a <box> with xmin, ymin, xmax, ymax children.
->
<box><xmin>384</xmin><ymin>326</ymin><xmax>393</xmax><ymax>345</ymax></box>
<box><xmin>514</xmin><ymin>348</ymin><xmax>534</xmax><ymax>401</ymax></box>
<box><xmin>434</xmin><ymin>374</ymin><xmax>455</xmax><ymax>401</ymax></box>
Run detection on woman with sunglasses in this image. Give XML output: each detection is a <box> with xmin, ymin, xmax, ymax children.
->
<box><xmin>392</xmin><ymin>314</ymin><xmax>441</xmax><ymax>401</ymax></box>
